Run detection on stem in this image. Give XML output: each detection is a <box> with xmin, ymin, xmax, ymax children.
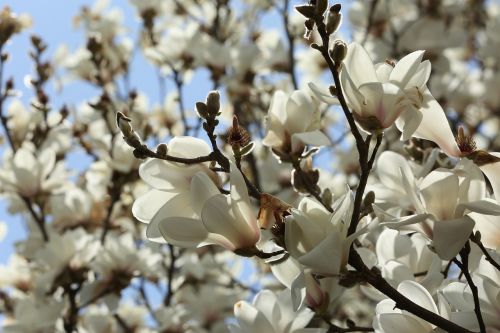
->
<box><xmin>291</xmin><ymin>158</ymin><xmax>332</xmax><ymax>212</ymax></box>
<box><xmin>454</xmin><ymin>242</ymin><xmax>486</xmax><ymax>333</ymax></box>
<box><xmin>470</xmin><ymin>235</ymin><xmax>500</xmax><ymax>271</ymax></box>
<box><xmin>164</xmin><ymin>244</ymin><xmax>177</xmax><ymax>306</ymax></box>
<box><xmin>348</xmin><ymin>133</ymin><xmax>382</xmax><ymax>236</ymax></box>
<box><xmin>349</xmin><ymin>251</ymin><xmax>473</xmax><ymax>333</ymax></box>
<box><xmin>281</xmin><ymin>0</ymin><xmax>298</xmax><ymax>89</ymax></box>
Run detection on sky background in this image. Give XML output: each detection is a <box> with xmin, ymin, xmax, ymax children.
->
<box><xmin>0</xmin><ymin>0</ymin><xmax>352</xmax><ymax>265</ymax></box>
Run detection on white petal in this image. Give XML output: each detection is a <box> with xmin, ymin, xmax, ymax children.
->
<box><xmin>132</xmin><ymin>189</ymin><xmax>173</xmax><ymax>223</ymax></box>
<box><xmin>377</xmin><ymin>313</ymin><xmax>431</xmax><ymax>333</ymax></box>
<box><xmin>291</xmin><ymin>131</ymin><xmax>330</xmax><ymax>152</ymax></box>
<box><xmin>397</xmin><ymin>280</ymin><xmax>438</xmax><ymax>314</ymax></box>
<box><xmin>479</xmin><ymin>153</ymin><xmax>500</xmax><ymax>200</ymax></box>
<box><xmin>459</xmin><ymin>199</ymin><xmax>500</xmax><ymax>216</ymax></box>
<box><xmin>308</xmin><ymin>82</ymin><xmax>339</xmax><ymax>105</ymax></box>
<box><xmin>390</xmin><ymin>50</ymin><xmax>425</xmax><ymax>88</ymax></box>
<box><xmin>420</xmin><ymin>169</ymin><xmax>459</xmax><ymax>220</ymax></box>
<box><xmin>270</xmin><ymin>257</ymin><xmax>302</xmax><ymax>289</ymax></box>
<box><xmin>168</xmin><ymin>136</ymin><xmax>211</xmax><ymax>158</ymax></box>
<box><xmin>412</xmin><ymin>89</ymin><xmax>461</xmax><ymax>157</ymax></box>
<box><xmin>158</xmin><ymin>216</ymin><xmax>209</xmax><ymax>248</ymax></box>
<box><xmin>234</xmin><ymin>301</ymin><xmax>275</xmax><ymax>332</ymax></box>
<box><xmin>376</xmin><ymin>151</ymin><xmax>413</xmax><ymax>191</ymax></box>
<box><xmin>190</xmin><ymin>172</ymin><xmax>219</xmax><ymax>216</ymax></box>
<box><xmin>146</xmin><ymin>192</ymin><xmax>193</xmax><ymax>242</ymax></box>
<box><xmin>433</xmin><ymin>216</ymin><xmax>475</xmax><ymax>260</ymax></box>
<box><xmin>397</xmin><ymin>106</ymin><xmax>423</xmax><ymax>141</ymax></box>
<box><xmin>298</xmin><ymin>232</ymin><xmax>343</xmax><ymax>276</ymax></box>
<box><xmin>285</xmin><ymin>90</ymin><xmax>314</xmax><ymax>134</ymax></box>
<box><xmin>344</xmin><ymin>42</ymin><xmax>378</xmax><ymax>87</ymax></box>
<box><xmin>469</xmin><ymin>212</ymin><xmax>500</xmax><ymax>249</ymax></box>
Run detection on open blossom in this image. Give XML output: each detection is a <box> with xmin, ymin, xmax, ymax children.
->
<box><xmin>377</xmin><ymin>158</ymin><xmax>500</xmax><ymax>260</ymax></box>
<box><xmin>285</xmin><ymin>192</ymin><xmax>355</xmax><ymax>276</ymax></box>
<box><xmin>228</xmin><ymin>290</ymin><xmax>317</xmax><ymax>333</ymax></box>
<box><xmin>156</xmin><ymin>163</ymin><xmax>261</xmax><ymax>253</ymax></box>
<box><xmin>340</xmin><ymin>43</ymin><xmax>462</xmax><ymax>157</ymax></box>
<box><xmin>262</xmin><ymin>90</ymin><xmax>330</xmax><ymax>159</ymax></box>
<box><xmin>373</xmin><ymin>280</ymin><xmax>450</xmax><ymax>333</ymax></box>
<box><xmin>132</xmin><ymin>136</ymin><xmax>220</xmax><ymax>242</ymax></box>
<box><xmin>0</xmin><ymin>144</ymin><xmax>68</xmax><ymax>197</ymax></box>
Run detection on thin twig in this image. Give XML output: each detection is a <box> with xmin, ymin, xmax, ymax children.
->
<box><xmin>470</xmin><ymin>235</ymin><xmax>500</xmax><ymax>271</ymax></box>
<box><xmin>454</xmin><ymin>242</ymin><xmax>486</xmax><ymax>333</ymax></box>
<box><xmin>281</xmin><ymin>0</ymin><xmax>298</xmax><ymax>89</ymax></box>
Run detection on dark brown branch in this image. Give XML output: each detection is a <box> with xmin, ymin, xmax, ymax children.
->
<box><xmin>470</xmin><ymin>234</ymin><xmax>500</xmax><ymax>272</ymax></box>
<box><xmin>163</xmin><ymin>244</ymin><xmax>177</xmax><ymax>306</ymax></box>
<box><xmin>281</xmin><ymin>0</ymin><xmax>298</xmax><ymax>89</ymax></box>
<box><xmin>454</xmin><ymin>242</ymin><xmax>486</xmax><ymax>333</ymax></box>
<box><xmin>349</xmin><ymin>251</ymin><xmax>473</xmax><ymax>333</ymax></box>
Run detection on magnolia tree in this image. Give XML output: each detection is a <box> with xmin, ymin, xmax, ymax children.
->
<box><xmin>1</xmin><ymin>0</ymin><xmax>500</xmax><ymax>332</ymax></box>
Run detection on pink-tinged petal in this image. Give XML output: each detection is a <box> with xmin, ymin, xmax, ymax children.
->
<box><xmin>291</xmin><ymin>130</ymin><xmax>331</xmax><ymax>152</ymax></box>
<box><xmin>420</xmin><ymin>169</ymin><xmax>459</xmax><ymax>220</ymax></box>
<box><xmin>479</xmin><ymin>152</ymin><xmax>500</xmax><ymax>200</ymax></box>
<box><xmin>132</xmin><ymin>189</ymin><xmax>174</xmax><ymax>223</ymax></box>
<box><xmin>190</xmin><ymin>172</ymin><xmax>219</xmax><ymax>217</ymax></box>
<box><xmin>390</xmin><ymin>50</ymin><xmax>425</xmax><ymax>88</ymax></box>
<box><xmin>359</xmin><ymin>82</ymin><xmax>406</xmax><ymax>128</ymax></box>
<box><xmin>377</xmin><ymin>313</ymin><xmax>431</xmax><ymax>333</ymax></box>
<box><xmin>168</xmin><ymin>136</ymin><xmax>211</xmax><ymax>158</ymax></box>
<box><xmin>433</xmin><ymin>216</ymin><xmax>475</xmax><ymax>260</ymax></box>
<box><xmin>146</xmin><ymin>192</ymin><xmax>193</xmax><ymax>242</ymax></box>
<box><xmin>411</xmin><ymin>89</ymin><xmax>461</xmax><ymax>157</ymax></box>
<box><xmin>344</xmin><ymin>42</ymin><xmax>378</xmax><ymax>87</ymax></box>
<box><xmin>285</xmin><ymin>90</ymin><xmax>313</xmax><ymax>134</ymax></box>
<box><xmin>397</xmin><ymin>280</ymin><xmax>439</xmax><ymax>314</ymax></box>
<box><xmin>158</xmin><ymin>216</ymin><xmax>209</xmax><ymax>248</ymax></box>
<box><xmin>308</xmin><ymin>82</ymin><xmax>339</xmax><ymax>105</ymax></box>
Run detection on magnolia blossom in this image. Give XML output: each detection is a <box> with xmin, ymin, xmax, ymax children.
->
<box><xmin>339</xmin><ymin>43</ymin><xmax>462</xmax><ymax>157</ymax></box>
<box><xmin>376</xmin><ymin>159</ymin><xmax>500</xmax><ymax>260</ymax></box>
<box><xmin>285</xmin><ymin>192</ymin><xmax>356</xmax><ymax>276</ymax></box>
<box><xmin>156</xmin><ymin>163</ymin><xmax>261</xmax><ymax>253</ymax></box>
<box><xmin>228</xmin><ymin>290</ymin><xmax>318</xmax><ymax>333</ymax></box>
<box><xmin>373</xmin><ymin>280</ymin><xmax>451</xmax><ymax>333</ymax></box>
<box><xmin>262</xmin><ymin>90</ymin><xmax>330</xmax><ymax>158</ymax></box>
<box><xmin>132</xmin><ymin>136</ymin><xmax>219</xmax><ymax>242</ymax></box>
<box><xmin>0</xmin><ymin>144</ymin><xmax>68</xmax><ymax>198</ymax></box>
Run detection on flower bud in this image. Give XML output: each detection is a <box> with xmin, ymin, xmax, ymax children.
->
<box><xmin>325</xmin><ymin>7</ymin><xmax>342</xmax><ymax>34</ymax></box>
<box><xmin>330</xmin><ymin>40</ymin><xmax>347</xmax><ymax>63</ymax></box>
<box><xmin>206</xmin><ymin>90</ymin><xmax>220</xmax><ymax>115</ymax></box>
<box><xmin>315</xmin><ymin>0</ymin><xmax>328</xmax><ymax>16</ymax></box>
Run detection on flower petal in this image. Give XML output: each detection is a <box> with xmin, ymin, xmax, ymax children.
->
<box><xmin>390</xmin><ymin>50</ymin><xmax>425</xmax><ymax>88</ymax></box>
<box><xmin>344</xmin><ymin>42</ymin><xmax>378</xmax><ymax>87</ymax></box>
<box><xmin>433</xmin><ymin>216</ymin><xmax>475</xmax><ymax>260</ymax></box>
<box><xmin>158</xmin><ymin>216</ymin><xmax>209</xmax><ymax>248</ymax></box>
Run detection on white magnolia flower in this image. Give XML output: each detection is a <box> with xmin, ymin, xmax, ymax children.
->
<box><xmin>0</xmin><ymin>144</ymin><xmax>68</xmax><ymax>197</ymax></box>
<box><xmin>373</xmin><ymin>280</ymin><xmax>450</xmax><ymax>333</ymax></box>
<box><xmin>340</xmin><ymin>43</ymin><xmax>462</xmax><ymax>157</ymax></box>
<box><xmin>3</xmin><ymin>296</ymin><xmax>64</xmax><ymax>333</ymax></box>
<box><xmin>157</xmin><ymin>163</ymin><xmax>261</xmax><ymax>253</ymax></box>
<box><xmin>376</xmin><ymin>159</ymin><xmax>500</xmax><ymax>260</ymax></box>
<box><xmin>228</xmin><ymin>290</ymin><xmax>318</xmax><ymax>333</ymax></box>
<box><xmin>132</xmin><ymin>136</ymin><xmax>220</xmax><ymax>243</ymax></box>
<box><xmin>262</xmin><ymin>90</ymin><xmax>330</xmax><ymax>158</ymax></box>
<box><xmin>285</xmin><ymin>192</ymin><xmax>358</xmax><ymax>276</ymax></box>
